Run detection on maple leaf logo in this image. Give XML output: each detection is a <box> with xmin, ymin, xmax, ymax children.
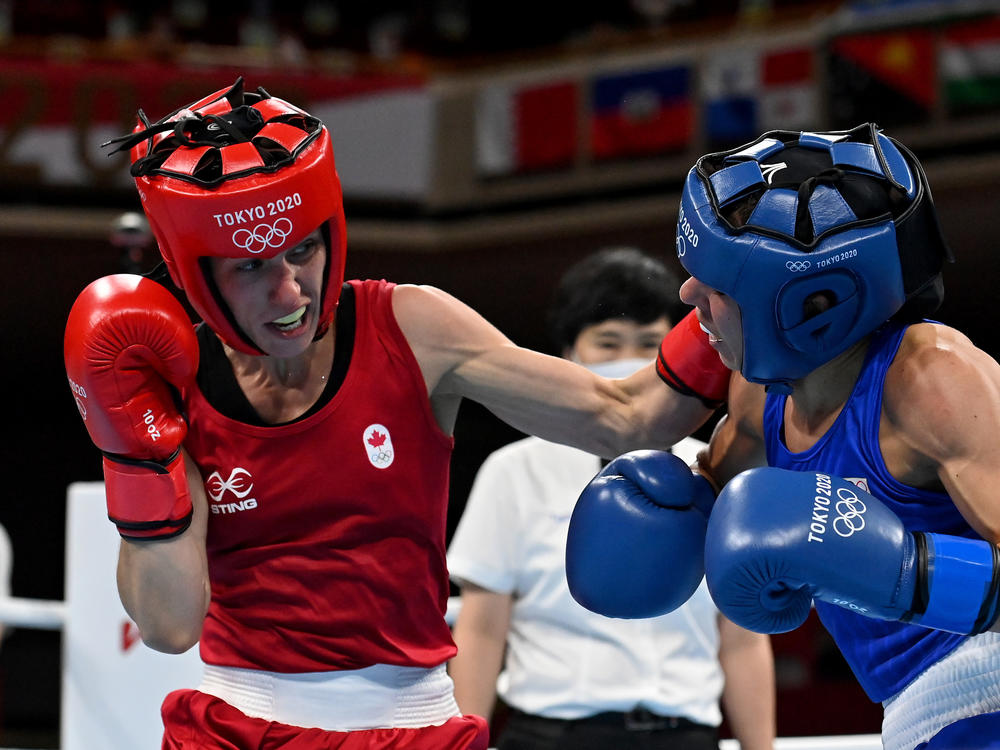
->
<box><xmin>363</xmin><ymin>423</ymin><xmax>394</xmax><ymax>469</ymax></box>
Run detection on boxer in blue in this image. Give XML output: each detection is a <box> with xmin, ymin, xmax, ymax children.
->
<box><xmin>566</xmin><ymin>124</ymin><xmax>1000</xmax><ymax>749</ymax></box>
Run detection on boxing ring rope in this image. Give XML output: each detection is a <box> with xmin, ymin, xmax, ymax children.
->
<box><xmin>0</xmin><ymin>595</ymin><xmax>67</xmax><ymax>630</ymax></box>
<box><xmin>735</xmin><ymin>740</ymin><xmax>880</xmax><ymax>750</ymax></box>
<box><xmin>0</xmin><ymin>592</ymin><xmax>883</xmax><ymax>750</ymax></box>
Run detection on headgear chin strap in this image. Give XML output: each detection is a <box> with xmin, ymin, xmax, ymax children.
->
<box><xmin>676</xmin><ymin>123</ymin><xmax>951</xmax><ymax>392</ymax></box>
<box><xmin>106</xmin><ymin>78</ymin><xmax>347</xmax><ymax>355</ymax></box>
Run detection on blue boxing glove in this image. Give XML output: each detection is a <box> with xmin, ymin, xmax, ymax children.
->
<box><xmin>705</xmin><ymin>467</ymin><xmax>1000</xmax><ymax>635</ymax></box>
<box><xmin>566</xmin><ymin>450</ymin><xmax>715</xmax><ymax>618</ymax></box>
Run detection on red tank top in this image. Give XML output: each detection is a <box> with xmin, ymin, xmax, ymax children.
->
<box><xmin>183</xmin><ymin>279</ymin><xmax>457</xmax><ymax>672</ymax></box>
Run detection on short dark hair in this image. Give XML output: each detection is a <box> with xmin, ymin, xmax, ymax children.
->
<box><xmin>546</xmin><ymin>247</ymin><xmax>684</xmax><ymax>354</ymax></box>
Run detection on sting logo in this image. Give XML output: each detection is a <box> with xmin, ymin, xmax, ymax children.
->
<box><xmin>205</xmin><ymin>467</ymin><xmax>258</xmax><ymax>514</ymax></box>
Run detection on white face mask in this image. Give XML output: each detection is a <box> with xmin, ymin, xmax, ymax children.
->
<box><xmin>578</xmin><ymin>357</ymin><xmax>652</xmax><ymax>379</ymax></box>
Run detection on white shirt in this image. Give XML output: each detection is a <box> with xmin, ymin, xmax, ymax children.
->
<box><xmin>447</xmin><ymin>436</ymin><xmax>723</xmax><ymax>725</ymax></box>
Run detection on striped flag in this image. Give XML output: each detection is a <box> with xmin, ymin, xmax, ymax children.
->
<box><xmin>702</xmin><ymin>49</ymin><xmax>760</xmax><ymax>147</ymax></box>
<box><xmin>942</xmin><ymin>15</ymin><xmax>1000</xmax><ymax>115</ymax></box>
<box><xmin>476</xmin><ymin>79</ymin><xmax>578</xmax><ymax>176</ymax></box>
<box><xmin>589</xmin><ymin>64</ymin><xmax>693</xmax><ymax>159</ymax></box>
<box><xmin>758</xmin><ymin>47</ymin><xmax>817</xmax><ymax>132</ymax></box>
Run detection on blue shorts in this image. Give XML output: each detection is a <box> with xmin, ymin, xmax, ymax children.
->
<box><xmin>918</xmin><ymin>710</ymin><xmax>1000</xmax><ymax>749</ymax></box>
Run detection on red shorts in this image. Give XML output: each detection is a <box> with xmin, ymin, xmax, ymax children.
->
<box><xmin>161</xmin><ymin>689</ymin><xmax>490</xmax><ymax>750</ymax></box>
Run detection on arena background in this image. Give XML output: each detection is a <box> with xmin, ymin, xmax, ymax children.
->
<box><xmin>2</xmin><ymin>0</ymin><xmax>1000</xmax><ymax>746</ymax></box>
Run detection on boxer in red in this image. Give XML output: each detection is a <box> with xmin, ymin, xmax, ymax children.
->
<box><xmin>63</xmin><ymin>79</ymin><xmax>728</xmax><ymax>749</ymax></box>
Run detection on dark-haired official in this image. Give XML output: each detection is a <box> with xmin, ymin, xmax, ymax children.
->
<box><xmin>448</xmin><ymin>248</ymin><xmax>774</xmax><ymax>750</ymax></box>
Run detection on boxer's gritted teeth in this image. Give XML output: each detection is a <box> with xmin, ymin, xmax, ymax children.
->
<box><xmin>273</xmin><ymin>306</ymin><xmax>306</xmax><ymax>327</ymax></box>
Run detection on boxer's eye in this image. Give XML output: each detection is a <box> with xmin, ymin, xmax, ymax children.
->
<box><xmin>236</xmin><ymin>259</ymin><xmax>263</xmax><ymax>273</ymax></box>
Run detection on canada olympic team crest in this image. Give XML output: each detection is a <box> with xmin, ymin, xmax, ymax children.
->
<box><xmin>363</xmin><ymin>423</ymin><xmax>395</xmax><ymax>469</ymax></box>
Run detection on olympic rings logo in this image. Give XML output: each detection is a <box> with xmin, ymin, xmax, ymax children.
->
<box><xmin>370</xmin><ymin>449</ymin><xmax>393</xmax><ymax>465</ymax></box>
<box><xmin>231</xmin><ymin>218</ymin><xmax>293</xmax><ymax>254</ymax></box>
<box><xmin>786</xmin><ymin>260</ymin><xmax>812</xmax><ymax>272</ymax></box>
<box><xmin>832</xmin><ymin>487</ymin><xmax>867</xmax><ymax>537</ymax></box>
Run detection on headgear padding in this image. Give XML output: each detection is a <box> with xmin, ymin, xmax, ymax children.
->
<box><xmin>676</xmin><ymin>123</ymin><xmax>950</xmax><ymax>391</ymax></box>
<box><xmin>107</xmin><ymin>78</ymin><xmax>347</xmax><ymax>355</ymax></box>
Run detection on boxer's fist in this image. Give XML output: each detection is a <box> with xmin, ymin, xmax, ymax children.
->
<box><xmin>705</xmin><ymin>467</ymin><xmax>1000</xmax><ymax>635</ymax></box>
<box><xmin>65</xmin><ymin>274</ymin><xmax>198</xmax><ymax>540</ymax></box>
<box><xmin>656</xmin><ymin>310</ymin><xmax>731</xmax><ymax>408</ymax></box>
<box><xmin>566</xmin><ymin>450</ymin><xmax>714</xmax><ymax>618</ymax></box>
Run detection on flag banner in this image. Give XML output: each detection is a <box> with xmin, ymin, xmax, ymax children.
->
<box><xmin>0</xmin><ymin>57</ymin><xmax>425</xmax><ymax>191</ymax></box>
<box><xmin>702</xmin><ymin>45</ymin><xmax>818</xmax><ymax>148</ymax></box>
<box><xmin>476</xmin><ymin>79</ymin><xmax>578</xmax><ymax>176</ymax></box>
<box><xmin>589</xmin><ymin>64</ymin><xmax>693</xmax><ymax>160</ymax></box>
<box><xmin>941</xmin><ymin>15</ymin><xmax>1000</xmax><ymax>115</ymax></box>
<box><xmin>703</xmin><ymin>48</ymin><xmax>760</xmax><ymax>147</ymax></box>
<box><xmin>826</xmin><ymin>29</ymin><xmax>937</xmax><ymax>127</ymax></box>
<box><xmin>759</xmin><ymin>47</ymin><xmax>818</xmax><ymax>133</ymax></box>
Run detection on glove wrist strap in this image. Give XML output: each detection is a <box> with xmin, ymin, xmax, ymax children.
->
<box><xmin>103</xmin><ymin>451</ymin><xmax>193</xmax><ymax>541</ymax></box>
<box><xmin>911</xmin><ymin>532</ymin><xmax>1000</xmax><ymax>635</ymax></box>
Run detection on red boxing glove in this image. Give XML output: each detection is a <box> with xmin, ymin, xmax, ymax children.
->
<box><xmin>65</xmin><ymin>274</ymin><xmax>199</xmax><ymax>540</ymax></box>
<box><xmin>656</xmin><ymin>309</ymin><xmax>730</xmax><ymax>408</ymax></box>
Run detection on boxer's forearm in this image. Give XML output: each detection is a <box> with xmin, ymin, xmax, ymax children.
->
<box><xmin>449</xmin><ymin>585</ymin><xmax>511</xmax><ymax>719</ymax></box>
<box><xmin>117</xmin><ymin>530</ymin><xmax>210</xmax><ymax>654</ymax></box>
<box><xmin>116</xmin><ymin>454</ymin><xmax>210</xmax><ymax>654</ymax></box>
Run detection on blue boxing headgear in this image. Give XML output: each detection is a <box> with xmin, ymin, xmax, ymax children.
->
<box><xmin>677</xmin><ymin>123</ymin><xmax>951</xmax><ymax>392</ymax></box>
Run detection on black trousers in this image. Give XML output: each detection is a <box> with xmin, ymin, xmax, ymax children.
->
<box><xmin>496</xmin><ymin>708</ymin><xmax>719</xmax><ymax>750</ymax></box>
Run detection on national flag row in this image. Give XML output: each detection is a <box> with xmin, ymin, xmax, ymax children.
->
<box><xmin>477</xmin><ymin>13</ymin><xmax>1000</xmax><ymax>176</ymax></box>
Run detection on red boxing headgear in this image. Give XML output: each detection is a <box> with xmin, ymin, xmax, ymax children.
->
<box><xmin>109</xmin><ymin>78</ymin><xmax>347</xmax><ymax>355</ymax></box>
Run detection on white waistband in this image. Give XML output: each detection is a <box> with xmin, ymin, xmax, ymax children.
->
<box><xmin>881</xmin><ymin>632</ymin><xmax>1000</xmax><ymax>750</ymax></box>
<box><xmin>197</xmin><ymin>663</ymin><xmax>461</xmax><ymax>731</ymax></box>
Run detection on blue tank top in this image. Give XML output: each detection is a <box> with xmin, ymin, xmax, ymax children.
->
<box><xmin>762</xmin><ymin>320</ymin><xmax>975</xmax><ymax>702</ymax></box>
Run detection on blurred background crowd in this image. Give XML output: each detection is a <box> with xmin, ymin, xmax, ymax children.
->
<box><xmin>4</xmin><ymin>1</ymin><xmax>841</xmax><ymax>66</ymax></box>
